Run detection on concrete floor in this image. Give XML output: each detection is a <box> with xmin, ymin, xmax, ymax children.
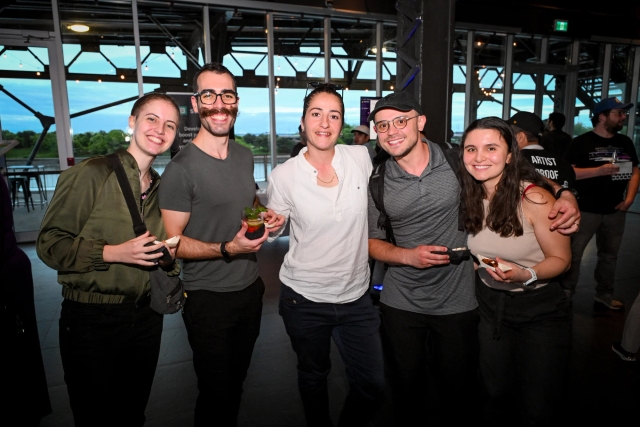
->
<box><xmin>22</xmin><ymin>204</ymin><xmax>640</xmax><ymax>426</ymax></box>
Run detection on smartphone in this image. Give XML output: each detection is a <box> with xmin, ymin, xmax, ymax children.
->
<box><xmin>145</xmin><ymin>241</ymin><xmax>173</xmax><ymax>265</ymax></box>
<box><xmin>432</xmin><ymin>247</ymin><xmax>471</xmax><ymax>264</ymax></box>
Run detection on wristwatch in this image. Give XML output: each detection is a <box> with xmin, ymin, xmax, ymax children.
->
<box><xmin>220</xmin><ymin>241</ymin><xmax>231</xmax><ymax>262</ymax></box>
<box><xmin>555</xmin><ymin>186</ymin><xmax>578</xmax><ymax>199</ymax></box>
<box><xmin>522</xmin><ymin>267</ymin><xmax>537</xmax><ymax>286</ymax></box>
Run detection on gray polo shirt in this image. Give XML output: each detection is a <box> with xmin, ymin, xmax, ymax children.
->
<box><xmin>367</xmin><ymin>141</ymin><xmax>477</xmax><ymax>315</ymax></box>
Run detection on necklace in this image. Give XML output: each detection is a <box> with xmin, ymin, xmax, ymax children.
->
<box><xmin>304</xmin><ymin>152</ymin><xmax>337</xmax><ymax>184</ymax></box>
<box><xmin>316</xmin><ymin>173</ymin><xmax>336</xmax><ymax>184</ymax></box>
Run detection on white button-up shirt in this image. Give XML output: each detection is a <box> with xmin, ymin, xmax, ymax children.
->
<box><xmin>267</xmin><ymin>144</ymin><xmax>373</xmax><ymax>303</ymax></box>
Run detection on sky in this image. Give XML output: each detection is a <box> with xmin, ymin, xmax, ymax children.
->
<box><xmin>0</xmin><ymin>43</ymin><xmax>592</xmax><ymax>138</ymax></box>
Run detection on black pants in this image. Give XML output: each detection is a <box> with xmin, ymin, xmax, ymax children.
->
<box><xmin>379</xmin><ymin>302</ymin><xmax>480</xmax><ymax>426</ymax></box>
<box><xmin>59</xmin><ymin>296</ymin><xmax>163</xmax><ymax>427</ymax></box>
<box><xmin>476</xmin><ymin>277</ymin><xmax>571</xmax><ymax>426</ymax></box>
<box><xmin>279</xmin><ymin>284</ymin><xmax>385</xmax><ymax>427</ymax></box>
<box><xmin>182</xmin><ymin>278</ymin><xmax>265</xmax><ymax>427</ymax></box>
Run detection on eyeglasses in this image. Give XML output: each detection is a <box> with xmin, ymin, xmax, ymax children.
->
<box><xmin>305</xmin><ymin>82</ymin><xmax>344</xmax><ymax>98</ymax></box>
<box><xmin>374</xmin><ymin>115</ymin><xmax>420</xmax><ymax>133</ymax></box>
<box><xmin>610</xmin><ymin>109</ymin><xmax>629</xmax><ymax>117</ymax></box>
<box><xmin>193</xmin><ymin>89</ymin><xmax>238</xmax><ymax>105</ymax></box>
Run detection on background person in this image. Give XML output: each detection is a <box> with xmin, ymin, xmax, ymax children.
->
<box><xmin>541</xmin><ymin>111</ymin><xmax>573</xmax><ymax>158</ymax></box>
<box><xmin>460</xmin><ymin>116</ymin><xmax>571</xmax><ymax>426</ymax></box>
<box><xmin>612</xmin><ymin>290</ymin><xmax>640</xmax><ymax>361</ymax></box>
<box><xmin>2</xmin><ymin>175</ymin><xmax>52</xmax><ymax>425</ymax></box>
<box><xmin>267</xmin><ymin>84</ymin><xmax>384</xmax><ymax>427</ymax></box>
<box><xmin>508</xmin><ymin>111</ymin><xmax>576</xmax><ymax>188</ymax></box>
<box><xmin>351</xmin><ymin>124</ymin><xmax>375</xmax><ymax>160</ymax></box>
<box><xmin>36</xmin><ymin>93</ymin><xmax>180</xmax><ymax>427</ymax></box>
<box><xmin>290</xmin><ymin>124</ymin><xmax>308</xmax><ymax>157</ymax></box>
<box><xmin>561</xmin><ymin>97</ymin><xmax>639</xmax><ymax>309</ymax></box>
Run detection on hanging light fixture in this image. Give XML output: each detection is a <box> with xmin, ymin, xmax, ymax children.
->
<box><xmin>67</xmin><ymin>24</ymin><xmax>90</xmax><ymax>33</ymax></box>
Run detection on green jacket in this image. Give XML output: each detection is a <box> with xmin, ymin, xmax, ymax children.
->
<box><xmin>37</xmin><ymin>149</ymin><xmax>167</xmax><ymax>303</ymax></box>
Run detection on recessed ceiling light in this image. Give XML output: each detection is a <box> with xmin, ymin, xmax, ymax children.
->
<box><xmin>68</xmin><ymin>24</ymin><xmax>90</xmax><ymax>33</ymax></box>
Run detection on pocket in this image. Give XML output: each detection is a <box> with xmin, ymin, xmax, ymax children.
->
<box><xmin>279</xmin><ymin>284</ymin><xmax>307</xmax><ymax>307</ymax></box>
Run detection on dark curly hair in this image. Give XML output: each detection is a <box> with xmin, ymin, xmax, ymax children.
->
<box><xmin>459</xmin><ymin>116</ymin><xmax>553</xmax><ymax>237</ymax></box>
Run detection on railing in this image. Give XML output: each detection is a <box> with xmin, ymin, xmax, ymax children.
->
<box><xmin>5</xmin><ymin>154</ymin><xmax>293</xmax><ymax>194</ymax></box>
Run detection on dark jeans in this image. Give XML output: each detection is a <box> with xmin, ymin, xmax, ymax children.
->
<box><xmin>279</xmin><ymin>284</ymin><xmax>385</xmax><ymax>427</ymax></box>
<box><xmin>560</xmin><ymin>210</ymin><xmax>626</xmax><ymax>298</ymax></box>
<box><xmin>476</xmin><ymin>276</ymin><xmax>571</xmax><ymax>427</ymax></box>
<box><xmin>379</xmin><ymin>302</ymin><xmax>480</xmax><ymax>426</ymax></box>
<box><xmin>182</xmin><ymin>278</ymin><xmax>264</xmax><ymax>427</ymax></box>
<box><xmin>59</xmin><ymin>296</ymin><xmax>163</xmax><ymax>427</ymax></box>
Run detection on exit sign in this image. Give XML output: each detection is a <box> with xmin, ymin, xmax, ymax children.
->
<box><xmin>554</xmin><ymin>20</ymin><xmax>569</xmax><ymax>32</ymax></box>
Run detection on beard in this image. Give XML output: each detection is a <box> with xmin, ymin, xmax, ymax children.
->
<box><xmin>199</xmin><ymin>106</ymin><xmax>239</xmax><ymax>137</ymax></box>
<box><xmin>605</xmin><ymin>119</ymin><xmax>623</xmax><ymax>134</ymax></box>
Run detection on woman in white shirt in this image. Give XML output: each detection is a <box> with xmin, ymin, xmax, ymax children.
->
<box><xmin>267</xmin><ymin>84</ymin><xmax>384</xmax><ymax>427</ymax></box>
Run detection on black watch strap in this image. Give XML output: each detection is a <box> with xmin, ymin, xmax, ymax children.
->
<box><xmin>220</xmin><ymin>241</ymin><xmax>231</xmax><ymax>262</ymax></box>
<box><xmin>555</xmin><ymin>186</ymin><xmax>578</xmax><ymax>199</ymax></box>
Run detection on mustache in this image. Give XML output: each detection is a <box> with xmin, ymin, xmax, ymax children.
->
<box><xmin>199</xmin><ymin>106</ymin><xmax>239</xmax><ymax>119</ymax></box>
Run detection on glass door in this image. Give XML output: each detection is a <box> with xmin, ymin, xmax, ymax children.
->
<box><xmin>1</xmin><ymin>39</ymin><xmax>58</xmax><ymax>240</ymax></box>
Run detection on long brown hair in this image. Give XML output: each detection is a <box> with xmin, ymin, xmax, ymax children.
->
<box><xmin>459</xmin><ymin>116</ymin><xmax>553</xmax><ymax>237</ymax></box>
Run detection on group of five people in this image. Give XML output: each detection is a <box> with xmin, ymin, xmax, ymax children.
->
<box><xmin>38</xmin><ymin>62</ymin><xmax>594</xmax><ymax>427</ymax></box>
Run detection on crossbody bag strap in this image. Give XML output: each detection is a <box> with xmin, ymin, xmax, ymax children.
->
<box><xmin>106</xmin><ymin>153</ymin><xmax>148</xmax><ymax>237</ymax></box>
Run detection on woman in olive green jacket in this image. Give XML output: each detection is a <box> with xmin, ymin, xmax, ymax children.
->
<box><xmin>36</xmin><ymin>93</ymin><xmax>180</xmax><ymax>427</ymax></box>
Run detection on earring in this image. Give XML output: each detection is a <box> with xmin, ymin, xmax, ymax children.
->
<box><xmin>125</xmin><ymin>127</ymin><xmax>133</xmax><ymax>142</ymax></box>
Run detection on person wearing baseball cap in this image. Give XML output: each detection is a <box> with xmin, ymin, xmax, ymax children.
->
<box><xmin>350</xmin><ymin>124</ymin><xmax>375</xmax><ymax>160</ymax></box>
<box><xmin>365</xmin><ymin>91</ymin><xmax>581</xmax><ymax>425</ymax></box>
<box><xmin>562</xmin><ymin>97</ymin><xmax>639</xmax><ymax>310</ymax></box>
<box><xmin>507</xmin><ymin>111</ymin><xmax>576</xmax><ymax>188</ymax></box>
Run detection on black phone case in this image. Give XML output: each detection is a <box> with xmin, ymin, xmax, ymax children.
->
<box><xmin>145</xmin><ymin>242</ymin><xmax>173</xmax><ymax>264</ymax></box>
<box><xmin>433</xmin><ymin>248</ymin><xmax>471</xmax><ymax>264</ymax></box>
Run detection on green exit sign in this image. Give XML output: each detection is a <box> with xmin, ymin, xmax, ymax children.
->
<box><xmin>554</xmin><ymin>20</ymin><xmax>569</xmax><ymax>32</ymax></box>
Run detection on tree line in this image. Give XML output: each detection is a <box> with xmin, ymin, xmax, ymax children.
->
<box><xmin>2</xmin><ymin>123</ymin><xmax>358</xmax><ymax>158</ymax></box>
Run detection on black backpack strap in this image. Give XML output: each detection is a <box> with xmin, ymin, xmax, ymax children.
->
<box><xmin>369</xmin><ymin>159</ymin><xmax>396</xmax><ymax>246</ymax></box>
<box><xmin>430</xmin><ymin>141</ymin><xmax>465</xmax><ymax>232</ymax></box>
<box><xmin>107</xmin><ymin>153</ymin><xmax>148</xmax><ymax>237</ymax></box>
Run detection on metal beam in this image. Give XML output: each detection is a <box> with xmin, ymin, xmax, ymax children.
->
<box><xmin>266</xmin><ymin>13</ymin><xmax>277</xmax><ymax>171</ymax></box>
<box><xmin>50</xmin><ymin>0</ymin><xmax>73</xmax><ymax>169</ymax></box>
<box><xmin>203</xmin><ymin>5</ymin><xmax>212</xmax><ymax>64</ymax></box>
<box><xmin>375</xmin><ymin>21</ymin><xmax>382</xmax><ymax>97</ymax></box>
<box><xmin>132</xmin><ymin>0</ymin><xmax>144</xmax><ymax>96</ymax></box>
<box><xmin>601</xmin><ymin>44</ymin><xmax>612</xmax><ymax>99</ymax></box>
<box><xmin>464</xmin><ymin>30</ymin><xmax>475</xmax><ymax>129</ymax></box>
<box><xmin>324</xmin><ymin>17</ymin><xmax>330</xmax><ymax>83</ymax></box>
<box><xmin>627</xmin><ymin>46</ymin><xmax>640</xmax><ymax>140</ymax></box>
<box><xmin>502</xmin><ymin>34</ymin><xmax>514</xmax><ymax>120</ymax></box>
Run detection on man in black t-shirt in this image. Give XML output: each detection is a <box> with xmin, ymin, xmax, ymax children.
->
<box><xmin>508</xmin><ymin>111</ymin><xmax>576</xmax><ymax>188</ymax></box>
<box><xmin>561</xmin><ymin>97</ymin><xmax>640</xmax><ymax>310</ymax></box>
<box><xmin>541</xmin><ymin>112</ymin><xmax>573</xmax><ymax>159</ymax></box>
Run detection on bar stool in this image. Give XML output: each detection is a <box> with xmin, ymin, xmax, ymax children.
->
<box><xmin>9</xmin><ymin>175</ymin><xmax>35</xmax><ymax>212</ymax></box>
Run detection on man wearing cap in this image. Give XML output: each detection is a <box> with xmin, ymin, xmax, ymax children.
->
<box><xmin>508</xmin><ymin>111</ymin><xmax>576</xmax><ymax>188</ymax></box>
<box><xmin>351</xmin><ymin>124</ymin><xmax>375</xmax><ymax>160</ymax></box>
<box><xmin>366</xmin><ymin>92</ymin><xmax>580</xmax><ymax>424</ymax></box>
<box><xmin>561</xmin><ymin>97</ymin><xmax>640</xmax><ymax>309</ymax></box>
<box><xmin>541</xmin><ymin>112</ymin><xmax>573</xmax><ymax>159</ymax></box>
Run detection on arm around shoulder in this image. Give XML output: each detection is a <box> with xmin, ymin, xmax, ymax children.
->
<box><xmin>523</xmin><ymin>188</ymin><xmax>571</xmax><ymax>279</ymax></box>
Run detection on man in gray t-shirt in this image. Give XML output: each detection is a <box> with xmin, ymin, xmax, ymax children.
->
<box><xmin>366</xmin><ymin>92</ymin><xmax>478</xmax><ymax>425</ymax></box>
<box><xmin>159</xmin><ymin>63</ymin><xmax>284</xmax><ymax>426</ymax></box>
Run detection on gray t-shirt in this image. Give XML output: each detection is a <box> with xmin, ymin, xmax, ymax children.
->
<box><xmin>159</xmin><ymin>141</ymin><xmax>259</xmax><ymax>292</ymax></box>
<box><xmin>367</xmin><ymin>141</ymin><xmax>477</xmax><ymax>315</ymax></box>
